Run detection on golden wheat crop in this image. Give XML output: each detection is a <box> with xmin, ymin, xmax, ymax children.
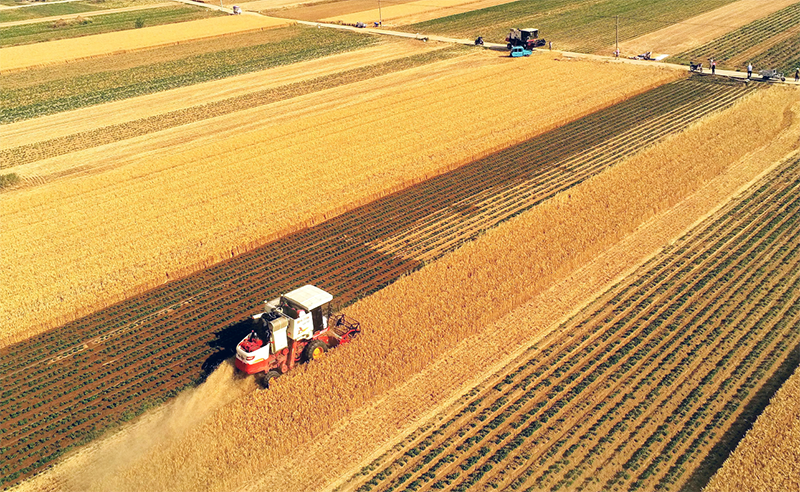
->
<box><xmin>0</xmin><ymin>15</ymin><xmax>291</xmax><ymax>71</ymax></box>
<box><xmin>48</xmin><ymin>86</ymin><xmax>800</xmax><ymax>492</ymax></box>
<box><xmin>704</xmin><ymin>366</ymin><xmax>800</xmax><ymax>492</ymax></box>
<box><xmin>0</xmin><ymin>54</ymin><xmax>680</xmax><ymax>348</ymax></box>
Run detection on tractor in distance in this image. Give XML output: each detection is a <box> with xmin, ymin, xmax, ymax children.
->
<box><xmin>234</xmin><ymin>285</ymin><xmax>361</xmax><ymax>387</ymax></box>
<box><xmin>506</xmin><ymin>28</ymin><xmax>546</xmax><ymax>50</ymax></box>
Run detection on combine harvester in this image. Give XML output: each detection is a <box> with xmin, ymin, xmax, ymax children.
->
<box><xmin>235</xmin><ymin>285</ymin><xmax>361</xmax><ymax>387</ymax></box>
<box><xmin>506</xmin><ymin>28</ymin><xmax>546</xmax><ymax>50</ymax></box>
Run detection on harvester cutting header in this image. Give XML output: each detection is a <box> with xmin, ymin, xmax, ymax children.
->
<box><xmin>235</xmin><ymin>285</ymin><xmax>361</xmax><ymax>387</ymax></box>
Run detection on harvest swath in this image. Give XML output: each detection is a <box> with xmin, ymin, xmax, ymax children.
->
<box><xmin>339</xmin><ymin>153</ymin><xmax>800</xmax><ymax>492</ymax></box>
<box><xmin>0</xmin><ymin>77</ymin><xmax>752</xmax><ymax>488</ymax></box>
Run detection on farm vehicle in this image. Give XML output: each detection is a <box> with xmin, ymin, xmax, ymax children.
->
<box><xmin>510</xmin><ymin>46</ymin><xmax>532</xmax><ymax>57</ymax></box>
<box><xmin>506</xmin><ymin>28</ymin><xmax>545</xmax><ymax>50</ymax></box>
<box><xmin>760</xmin><ymin>69</ymin><xmax>786</xmax><ymax>81</ymax></box>
<box><xmin>234</xmin><ymin>285</ymin><xmax>361</xmax><ymax>387</ymax></box>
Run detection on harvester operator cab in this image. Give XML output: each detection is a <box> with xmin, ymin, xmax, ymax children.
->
<box><xmin>276</xmin><ymin>285</ymin><xmax>333</xmax><ymax>338</ymax></box>
<box><xmin>520</xmin><ymin>28</ymin><xmax>538</xmax><ymax>42</ymax></box>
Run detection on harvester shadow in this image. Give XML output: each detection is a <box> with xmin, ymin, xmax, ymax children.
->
<box><xmin>201</xmin><ymin>318</ymin><xmax>253</xmax><ymax>379</ymax></box>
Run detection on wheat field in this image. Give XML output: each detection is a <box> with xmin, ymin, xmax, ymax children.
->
<box><xmin>0</xmin><ymin>54</ymin><xmax>680</xmax><ymax>348</ymax></box>
<box><xmin>38</xmin><ymin>86</ymin><xmax>799</xmax><ymax>492</ymax></box>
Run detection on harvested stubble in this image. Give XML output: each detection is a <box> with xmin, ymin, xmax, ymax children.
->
<box><xmin>704</xmin><ymin>365</ymin><xmax>800</xmax><ymax>492</ymax></box>
<box><xmin>0</xmin><ymin>54</ymin><xmax>680</xmax><ymax>348</ymax></box>
<box><xmin>63</xmin><ymin>87</ymin><xmax>798</xmax><ymax>492</ymax></box>
<box><xmin>0</xmin><ymin>14</ymin><xmax>291</xmax><ymax>71</ymax></box>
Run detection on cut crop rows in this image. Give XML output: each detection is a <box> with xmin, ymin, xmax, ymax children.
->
<box><xmin>340</xmin><ymin>152</ymin><xmax>800</xmax><ymax>492</ymax></box>
<box><xmin>0</xmin><ymin>77</ymin><xmax>753</xmax><ymax>488</ymax></box>
<box><xmin>670</xmin><ymin>2</ymin><xmax>800</xmax><ymax>71</ymax></box>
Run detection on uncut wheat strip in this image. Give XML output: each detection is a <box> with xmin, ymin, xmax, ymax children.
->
<box><xmin>376</xmin><ymin>88</ymin><xmax>745</xmax><ymax>263</ymax></box>
<box><xmin>0</xmin><ymin>15</ymin><xmax>292</xmax><ymax>71</ymax></box>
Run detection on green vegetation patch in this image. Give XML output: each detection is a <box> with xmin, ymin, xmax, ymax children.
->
<box><xmin>0</xmin><ymin>25</ymin><xmax>376</xmax><ymax>124</ymax></box>
<box><xmin>669</xmin><ymin>2</ymin><xmax>800</xmax><ymax>72</ymax></box>
<box><xmin>0</xmin><ymin>173</ymin><xmax>20</xmax><ymax>189</ymax></box>
<box><xmin>403</xmin><ymin>0</ymin><xmax>739</xmax><ymax>54</ymax></box>
<box><xmin>0</xmin><ymin>5</ymin><xmax>223</xmax><ymax>47</ymax></box>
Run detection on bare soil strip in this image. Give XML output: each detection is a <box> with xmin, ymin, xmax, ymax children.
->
<box><xmin>618</xmin><ymin>0</ymin><xmax>800</xmax><ymax>56</ymax></box>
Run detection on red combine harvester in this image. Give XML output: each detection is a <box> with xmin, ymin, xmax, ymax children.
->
<box><xmin>506</xmin><ymin>28</ymin><xmax>546</xmax><ymax>50</ymax></box>
<box><xmin>234</xmin><ymin>285</ymin><xmax>361</xmax><ymax>387</ymax></box>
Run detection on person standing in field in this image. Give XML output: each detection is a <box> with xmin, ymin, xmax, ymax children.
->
<box><xmin>710</xmin><ymin>58</ymin><xmax>716</xmax><ymax>75</ymax></box>
<box><xmin>549</xmin><ymin>41</ymin><xmax>552</xmax><ymax>51</ymax></box>
<box><xmin>747</xmin><ymin>62</ymin><xmax>752</xmax><ymax>79</ymax></box>
<box><xmin>795</xmin><ymin>68</ymin><xmax>799</xmax><ymax>82</ymax></box>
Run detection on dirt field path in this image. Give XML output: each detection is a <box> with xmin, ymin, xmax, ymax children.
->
<box><xmin>0</xmin><ymin>2</ymin><xmax>173</xmax><ymax>27</ymax></box>
<box><xmin>619</xmin><ymin>0</ymin><xmax>800</xmax><ymax>56</ymax></box>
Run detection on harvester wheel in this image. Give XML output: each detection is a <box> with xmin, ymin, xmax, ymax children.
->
<box><xmin>303</xmin><ymin>339</ymin><xmax>328</xmax><ymax>362</ymax></box>
<box><xmin>260</xmin><ymin>370</ymin><xmax>281</xmax><ymax>389</ymax></box>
